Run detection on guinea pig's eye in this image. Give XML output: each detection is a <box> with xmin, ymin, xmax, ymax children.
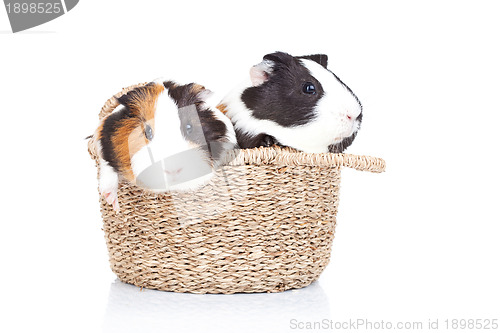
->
<box><xmin>185</xmin><ymin>123</ymin><xmax>193</xmax><ymax>135</ymax></box>
<box><xmin>302</xmin><ymin>82</ymin><xmax>316</xmax><ymax>95</ymax></box>
<box><xmin>144</xmin><ymin>124</ymin><xmax>154</xmax><ymax>141</ymax></box>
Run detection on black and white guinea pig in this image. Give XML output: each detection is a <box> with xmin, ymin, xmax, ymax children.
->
<box><xmin>94</xmin><ymin>80</ymin><xmax>236</xmax><ymax>212</ymax></box>
<box><xmin>217</xmin><ymin>51</ymin><xmax>362</xmax><ymax>153</ymax></box>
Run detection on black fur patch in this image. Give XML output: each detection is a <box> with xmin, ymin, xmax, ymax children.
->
<box><xmin>99</xmin><ymin>107</ymin><xmax>133</xmax><ymax>173</ymax></box>
<box><xmin>241</xmin><ymin>51</ymin><xmax>323</xmax><ymax>127</ymax></box>
<box><xmin>199</xmin><ymin>108</ymin><xmax>230</xmax><ymax>159</ymax></box>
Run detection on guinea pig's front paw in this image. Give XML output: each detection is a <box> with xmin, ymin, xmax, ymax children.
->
<box><xmin>98</xmin><ymin>160</ymin><xmax>120</xmax><ymax>212</ymax></box>
<box><xmin>102</xmin><ymin>189</ymin><xmax>120</xmax><ymax>212</ymax></box>
<box><xmin>262</xmin><ymin>135</ymin><xmax>278</xmax><ymax>147</ymax></box>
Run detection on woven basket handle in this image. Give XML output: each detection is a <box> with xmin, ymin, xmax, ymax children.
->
<box><xmin>227</xmin><ymin>147</ymin><xmax>385</xmax><ymax>172</ymax></box>
<box><xmin>334</xmin><ymin>154</ymin><xmax>386</xmax><ymax>173</ymax></box>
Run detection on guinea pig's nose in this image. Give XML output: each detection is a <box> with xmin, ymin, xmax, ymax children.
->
<box><xmin>165</xmin><ymin>168</ymin><xmax>182</xmax><ymax>175</ymax></box>
<box><xmin>345</xmin><ymin>109</ymin><xmax>362</xmax><ymax>122</ymax></box>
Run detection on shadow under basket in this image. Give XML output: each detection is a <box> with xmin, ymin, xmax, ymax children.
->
<box><xmin>88</xmin><ymin>84</ymin><xmax>386</xmax><ymax>294</ymax></box>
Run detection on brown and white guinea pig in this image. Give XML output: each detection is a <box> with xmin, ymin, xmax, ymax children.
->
<box><xmin>94</xmin><ymin>80</ymin><xmax>236</xmax><ymax>212</ymax></box>
<box><xmin>217</xmin><ymin>51</ymin><xmax>362</xmax><ymax>153</ymax></box>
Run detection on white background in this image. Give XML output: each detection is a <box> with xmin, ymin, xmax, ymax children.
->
<box><xmin>1</xmin><ymin>1</ymin><xmax>499</xmax><ymax>332</ymax></box>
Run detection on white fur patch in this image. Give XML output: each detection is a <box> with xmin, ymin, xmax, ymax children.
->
<box><xmin>301</xmin><ymin>59</ymin><xmax>362</xmax><ymax>144</ymax></box>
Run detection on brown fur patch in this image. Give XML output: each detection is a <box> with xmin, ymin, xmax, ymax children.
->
<box><xmin>111</xmin><ymin>118</ymin><xmax>145</xmax><ymax>181</ymax></box>
<box><xmin>216</xmin><ymin>103</ymin><xmax>228</xmax><ymax>114</ymax></box>
<box><xmin>123</xmin><ymin>82</ymin><xmax>164</xmax><ymax>122</ymax></box>
<box><xmin>112</xmin><ymin>83</ymin><xmax>165</xmax><ymax>181</ymax></box>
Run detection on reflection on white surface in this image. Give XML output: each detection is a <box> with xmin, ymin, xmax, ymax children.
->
<box><xmin>103</xmin><ymin>279</ymin><xmax>331</xmax><ymax>333</ymax></box>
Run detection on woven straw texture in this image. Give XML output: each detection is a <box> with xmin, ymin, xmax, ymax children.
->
<box><xmin>88</xmin><ymin>84</ymin><xmax>386</xmax><ymax>294</ymax></box>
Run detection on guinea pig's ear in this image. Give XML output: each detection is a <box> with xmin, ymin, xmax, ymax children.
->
<box><xmin>250</xmin><ymin>60</ymin><xmax>274</xmax><ymax>86</ymax></box>
<box><xmin>298</xmin><ymin>54</ymin><xmax>328</xmax><ymax>69</ymax></box>
<box><xmin>190</xmin><ymin>83</ymin><xmax>213</xmax><ymax>102</ymax></box>
<box><xmin>263</xmin><ymin>51</ymin><xmax>294</xmax><ymax>66</ymax></box>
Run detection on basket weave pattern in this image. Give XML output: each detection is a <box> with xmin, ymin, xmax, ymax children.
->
<box><xmin>88</xmin><ymin>85</ymin><xmax>385</xmax><ymax>294</ymax></box>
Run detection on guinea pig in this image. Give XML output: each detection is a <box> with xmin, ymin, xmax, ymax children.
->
<box><xmin>217</xmin><ymin>51</ymin><xmax>362</xmax><ymax>153</ymax></box>
<box><xmin>93</xmin><ymin>80</ymin><xmax>237</xmax><ymax>212</ymax></box>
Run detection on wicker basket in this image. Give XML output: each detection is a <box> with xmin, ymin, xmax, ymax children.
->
<box><xmin>88</xmin><ymin>85</ymin><xmax>386</xmax><ymax>294</ymax></box>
